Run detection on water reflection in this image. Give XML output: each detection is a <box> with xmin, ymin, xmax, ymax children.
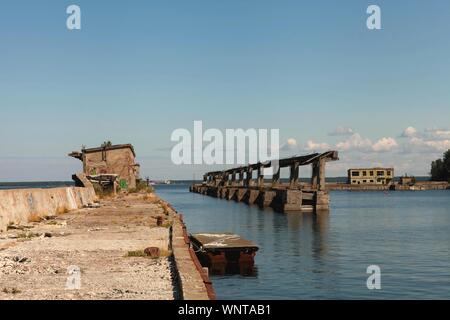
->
<box><xmin>312</xmin><ymin>212</ymin><xmax>330</xmax><ymax>258</ymax></box>
<box><xmin>157</xmin><ymin>185</ymin><xmax>450</xmax><ymax>299</ymax></box>
<box><xmin>208</xmin><ymin>258</ymin><xmax>259</xmax><ymax>277</ymax></box>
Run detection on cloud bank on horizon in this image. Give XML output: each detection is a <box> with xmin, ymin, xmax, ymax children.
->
<box><xmin>1</xmin><ymin>126</ymin><xmax>449</xmax><ymax>181</ymax></box>
<box><xmin>137</xmin><ymin>125</ymin><xmax>450</xmax><ymax>180</ymax></box>
<box><xmin>304</xmin><ymin>126</ymin><xmax>450</xmax><ymax>154</ymax></box>
<box><xmin>285</xmin><ymin>126</ymin><xmax>450</xmax><ymax>178</ymax></box>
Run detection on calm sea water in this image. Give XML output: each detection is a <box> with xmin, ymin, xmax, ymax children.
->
<box><xmin>0</xmin><ymin>181</ymin><xmax>74</xmax><ymax>190</ymax></box>
<box><xmin>156</xmin><ymin>184</ymin><xmax>450</xmax><ymax>299</ymax></box>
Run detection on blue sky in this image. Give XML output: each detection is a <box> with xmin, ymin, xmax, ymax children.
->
<box><xmin>1</xmin><ymin>1</ymin><xmax>450</xmax><ymax>180</ymax></box>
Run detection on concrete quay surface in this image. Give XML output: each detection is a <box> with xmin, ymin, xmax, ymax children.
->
<box><xmin>0</xmin><ymin>192</ymin><xmax>212</xmax><ymax>300</ymax></box>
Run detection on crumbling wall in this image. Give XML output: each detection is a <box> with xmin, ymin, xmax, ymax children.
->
<box><xmin>84</xmin><ymin>148</ymin><xmax>137</xmax><ymax>189</ymax></box>
<box><xmin>0</xmin><ymin>187</ymin><xmax>97</xmax><ymax>232</ymax></box>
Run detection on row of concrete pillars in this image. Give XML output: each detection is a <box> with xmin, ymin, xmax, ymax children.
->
<box><xmin>204</xmin><ymin>158</ymin><xmax>327</xmax><ymax>191</ymax></box>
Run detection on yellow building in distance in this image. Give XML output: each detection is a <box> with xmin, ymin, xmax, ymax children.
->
<box><xmin>347</xmin><ymin>168</ymin><xmax>394</xmax><ymax>185</ymax></box>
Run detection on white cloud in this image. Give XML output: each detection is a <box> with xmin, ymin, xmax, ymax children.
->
<box><xmin>335</xmin><ymin>133</ymin><xmax>372</xmax><ymax>151</ymax></box>
<box><xmin>305</xmin><ymin>140</ymin><xmax>330</xmax><ymax>151</ymax></box>
<box><xmin>295</xmin><ymin>127</ymin><xmax>450</xmax><ymax>176</ymax></box>
<box><xmin>328</xmin><ymin>126</ymin><xmax>354</xmax><ymax>136</ymax></box>
<box><xmin>335</xmin><ymin>133</ymin><xmax>398</xmax><ymax>153</ymax></box>
<box><xmin>286</xmin><ymin>138</ymin><xmax>297</xmax><ymax>146</ymax></box>
<box><xmin>425</xmin><ymin>139</ymin><xmax>450</xmax><ymax>150</ymax></box>
<box><xmin>372</xmin><ymin>137</ymin><xmax>398</xmax><ymax>152</ymax></box>
<box><xmin>279</xmin><ymin>138</ymin><xmax>299</xmax><ymax>151</ymax></box>
<box><xmin>407</xmin><ymin>136</ymin><xmax>450</xmax><ymax>152</ymax></box>
<box><xmin>427</xmin><ymin>129</ymin><xmax>450</xmax><ymax>140</ymax></box>
<box><xmin>400</xmin><ymin>126</ymin><xmax>418</xmax><ymax>138</ymax></box>
<box><xmin>398</xmin><ymin>127</ymin><xmax>450</xmax><ymax>153</ymax></box>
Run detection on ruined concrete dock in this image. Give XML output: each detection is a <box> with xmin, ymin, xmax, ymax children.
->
<box><xmin>190</xmin><ymin>233</ymin><xmax>259</xmax><ymax>276</ymax></box>
<box><xmin>190</xmin><ymin>151</ymin><xmax>339</xmax><ymax>213</ymax></box>
<box><xmin>0</xmin><ymin>192</ymin><xmax>214</xmax><ymax>300</ymax></box>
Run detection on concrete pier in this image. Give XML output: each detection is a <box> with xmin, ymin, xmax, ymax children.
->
<box><xmin>190</xmin><ymin>151</ymin><xmax>339</xmax><ymax>213</ymax></box>
<box><xmin>0</xmin><ymin>193</ymin><xmax>214</xmax><ymax>300</ymax></box>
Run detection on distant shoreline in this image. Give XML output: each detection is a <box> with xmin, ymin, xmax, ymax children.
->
<box><xmin>0</xmin><ymin>181</ymin><xmax>75</xmax><ymax>190</ymax></box>
<box><xmin>0</xmin><ymin>176</ymin><xmax>435</xmax><ymax>185</ymax></box>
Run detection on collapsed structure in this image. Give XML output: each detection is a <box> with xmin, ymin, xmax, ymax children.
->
<box><xmin>69</xmin><ymin>143</ymin><xmax>140</xmax><ymax>191</ymax></box>
<box><xmin>190</xmin><ymin>151</ymin><xmax>339</xmax><ymax>213</ymax></box>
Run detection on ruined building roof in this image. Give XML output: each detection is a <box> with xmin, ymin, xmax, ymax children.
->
<box><xmin>347</xmin><ymin>167</ymin><xmax>394</xmax><ymax>172</ymax></box>
<box><xmin>69</xmin><ymin>144</ymin><xmax>136</xmax><ymax>160</ymax></box>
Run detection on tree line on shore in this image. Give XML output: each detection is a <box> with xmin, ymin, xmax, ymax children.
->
<box><xmin>431</xmin><ymin>149</ymin><xmax>450</xmax><ymax>182</ymax></box>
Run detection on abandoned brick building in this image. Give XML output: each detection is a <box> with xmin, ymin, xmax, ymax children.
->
<box><xmin>69</xmin><ymin>143</ymin><xmax>140</xmax><ymax>190</ymax></box>
<box><xmin>347</xmin><ymin>167</ymin><xmax>394</xmax><ymax>185</ymax></box>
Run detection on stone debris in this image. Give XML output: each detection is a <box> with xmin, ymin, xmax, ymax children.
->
<box><xmin>144</xmin><ymin>247</ymin><xmax>160</xmax><ymax>258</ymax></box>
<box><xmin>4</xmin><ymin>224</ymin><xmax>35</xmax><ymax>233</ymax></box>
<box><xmin>13</xmin><ymin>256</ymin><xmax>29</xmax><ymax>263</ymax></box>
<box><xmin>86</xmin><ymin>203</ymin><xmax>101</xmax><ymax>209</ymax></box>
<box><xmin>0</xmin><ymin>256</ymin><xmax>30</xmax><ymax>275</ymax></box>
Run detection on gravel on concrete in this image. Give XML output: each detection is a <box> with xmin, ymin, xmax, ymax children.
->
<box><xmin>0</xmin><ymin>193</ymin><xmax>179</xmax><ymax>300</ymax></box>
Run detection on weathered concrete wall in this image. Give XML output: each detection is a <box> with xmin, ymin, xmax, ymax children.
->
<box><xmin>327</xmin><ymin>183</ymin><xmax>390</xmax><ymax>191</ymax></box>
<box><xmin>84</xmin><ymin>148</ymin><xmax>138</xmax><ymax>189</ymax></box>
<box><xmin>393</xmin><ymin>181</ymin><xmax>449</xmax><ymax>191</ymax></box>
<box><xmin>191</xmin><ymin>184</ymin><xmax>330</xmax><ymax>213</ymax></box>
<box><xmin>0</xmin><ymin>187</ymin><xmax>97</xmax><ymax>232</ymax></box>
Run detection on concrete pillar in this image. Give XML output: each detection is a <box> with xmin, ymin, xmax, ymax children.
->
<box><xmin>319</xmin><ymin>158</ymin><xmax>326</xmax><ymax>191</ymax></box>
<box><xmin>311</xmin><ymin>162</ymin><xmax>319</xmax><ymax>189</ymax></box>
<box><xmin>221</xmin><ymin>173</ymin><xmax>227</xmax><ymax>186</ymax></box>
<box><xmin>217</xmin><ymin>174</ymin><xmax>221</xmax><ymax>186</ymax></box>
<box><xmin>289</xmin><ymin>162</ymin><xmax>299</xmax><ymax>189</ymax></box>
<box><xmin>311</xmin><ymin>158</ymin><xmax>326</xmax><ymax>190</ymax></box>
<box><xmin>238</xmin><ymin>170</ymin><xmax>244</xmax><ymax>186</ymax></box>
<box><xmin>272</xmin><ymin>166</ymin><xmax>280</xmax><ymax>187</ymax></box>
<box><xmin>246</xmin><ymin>168</ymin><xmax>253</xmax><ymax>187</ymax></box>
<box><xmin>257</xmin><ymin>166</ymin><xmax>264</xmax><ymax>188</ymax></box>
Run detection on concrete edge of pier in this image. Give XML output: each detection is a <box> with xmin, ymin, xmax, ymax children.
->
<box><xmin>165</xmin><ymin>201</ymin><xmax>216</xmax><ymax>300</ymax></box>
<box><xmin>0</xmin><ymin>185</ymin><xmax>215</xmax><ymax>300</ymax></box>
